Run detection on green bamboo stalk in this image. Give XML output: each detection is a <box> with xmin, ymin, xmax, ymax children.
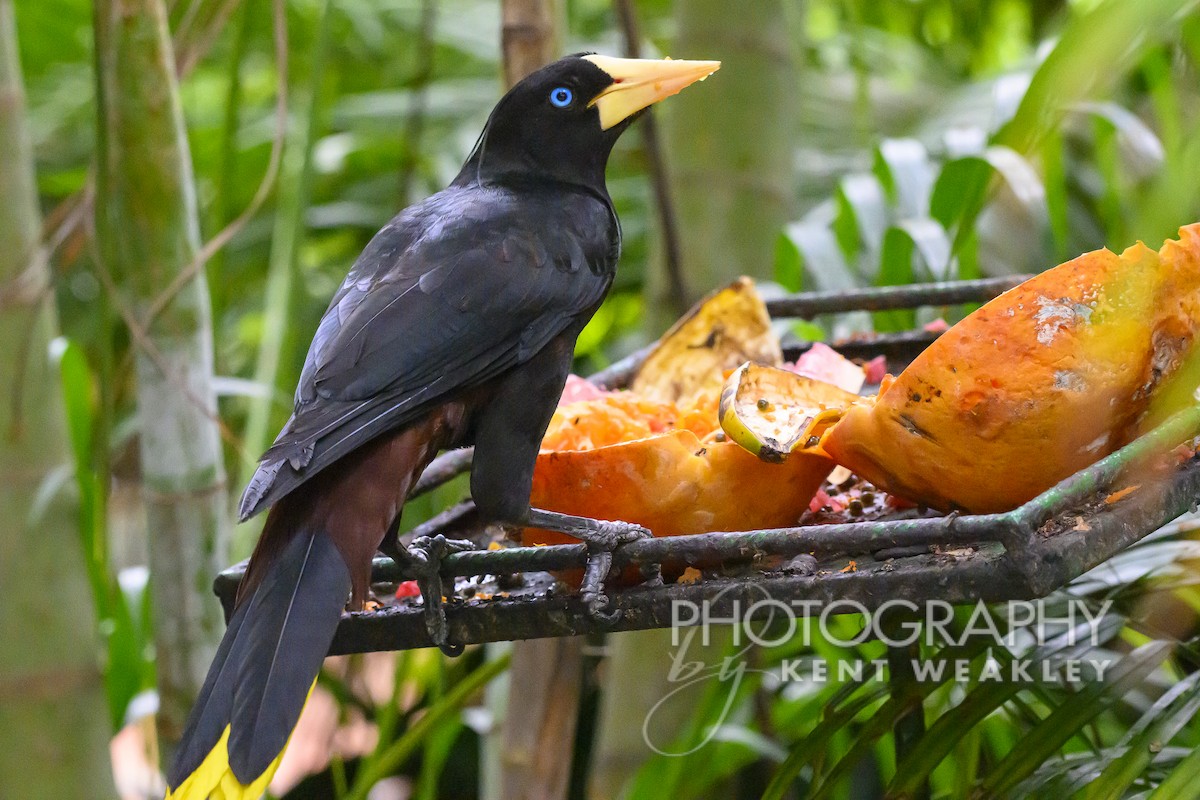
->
<box><xmin>209</xmin><ymin>0</ymin><xmax>254</xmax><ymax>321</ymax></box>
<box><xmin>238</xmin><ymin>0</ymin><xmax>331</xmax><ymax>559</ymax></box>
<box><xmin>93</xmin><ymin>0</ymin><xmax>231</xmax><ymax>757</ymax></box>
<box><xmin>0</xmin><ymin>1</ymin><xmax>111</xmax><ymax>795</ymax></box>
<box><xmin>501</xmin><ymin>0</ymin><xmax>563</xmax><ymax>89</ymax></box>
<box><xmin>589</xmin><ymin>0</ymin><xmax>800</xmax><ymax>792</ymax></box>
<box><xmin>647</xmin><ymin>0</ymin><xmax>799</xmax><ymax>330</ymax></box>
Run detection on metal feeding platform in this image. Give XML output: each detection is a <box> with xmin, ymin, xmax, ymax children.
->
<box><xmin>213</xmin><ymin>276</ymin><xmax>1200</xmax><ymax>655</ymax></box>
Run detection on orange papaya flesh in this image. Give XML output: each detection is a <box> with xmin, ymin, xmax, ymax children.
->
<box><xmin>527</xmin><ymin>430</ymin><xmax>834</xmax><ymax>543</ymax></box>
<box><xmin>524</xmin><ymin>390</ymin><xmax>834</xmax><ymax>561</ymax></box>
<box><xmin>821</xmin><ymin>223</ymin><xmax>1200</xmax><ymax>514</ymax></box>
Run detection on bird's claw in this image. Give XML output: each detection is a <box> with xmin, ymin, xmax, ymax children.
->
<box><xmin>400</xmin><ymin>534</ymin><xmax>476</xmax><ymax>656</ymax></box>
<box><xmin>578</xmin><ymin>520</ymin><xmax>648</xmax><ymax>622</ymax></box>
<box><xmin>410</xmin><ymin>534</ymin><xmax>476</xmax><ymax>558</ymax></box>
<box><xmin>587</xmin><ymin>519</ymin><xmax>651</xmax><ymax>550</ymax></box>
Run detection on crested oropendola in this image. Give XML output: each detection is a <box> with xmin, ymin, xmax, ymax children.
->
<box><xmin>165</xmin><ymin>53</ymin><xmax>719</xmax><ymax>799</ymax></box>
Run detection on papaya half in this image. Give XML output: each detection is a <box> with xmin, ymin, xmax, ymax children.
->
<box><xmin>819</xmin><ymin>223</ymin><xmax>1200</xmax><ymax>513</ymax></box>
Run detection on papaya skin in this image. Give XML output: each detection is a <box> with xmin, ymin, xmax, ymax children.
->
<box><xmin>525</xmin><ymin>429</ymin><xmax>834</xmax><ymax>544</ymax></box>
<box><xmin>822</xmin><ymin>224</ymin><xmax>1200</xmax><ymax>514</ymax></box>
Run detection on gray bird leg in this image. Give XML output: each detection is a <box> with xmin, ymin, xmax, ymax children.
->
<box><xmin>380</xmin><ymin>503</ymin><xmax>478</xmax><ymax>655</ymax></box>
<box><xmin>470</xmin><ymin>329</ymin><xmax>649</xmax><ymax>620</ymax></box>
<box><xmin>524</xmin><ymin>507</ymin><xmax>648</xmax><ymax>619</ymax></box>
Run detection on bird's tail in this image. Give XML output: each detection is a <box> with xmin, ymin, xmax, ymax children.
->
<box><xmin>165</xmin><ymin>523</ymin><xmax>351</xmax><ymax>800</ymax></box>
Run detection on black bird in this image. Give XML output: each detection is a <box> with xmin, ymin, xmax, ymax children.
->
<box><xmin>166</xmin><ymin>53</ymin><xmax>719</xmax><ymax>799</ymax></box>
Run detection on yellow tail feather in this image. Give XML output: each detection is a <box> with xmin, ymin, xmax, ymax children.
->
<box><xmin>164</xmin><ymin>725</ymin><xmax>279</xmax><ymax>800</ymax></box>
<box><xmin>165</xmin><ymin>683</ymin><xmax>313</xmax><ymax>800</ymax></box>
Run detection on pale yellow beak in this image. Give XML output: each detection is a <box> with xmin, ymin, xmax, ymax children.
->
<box><xmin>582</xmin><ymin>55</ymin><xmax>721</xmax><ymax>130</ymax></box>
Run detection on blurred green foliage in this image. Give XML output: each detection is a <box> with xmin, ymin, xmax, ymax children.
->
<box><xmin>15</xmin><ymin>0</ymin><xmax>1200</xmax><ymax>796</ymax></box>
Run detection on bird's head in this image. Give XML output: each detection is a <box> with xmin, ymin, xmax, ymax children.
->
<box><xmin>458</xmin><ymin>53</ymin><xmax>720</xmax><ymax>190</ymax></box>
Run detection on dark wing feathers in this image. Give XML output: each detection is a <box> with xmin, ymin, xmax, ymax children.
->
<box><xmin>239</xmin><ymin>183</ymin><xmax>615</xmax><ymax>520</ymax></box>
<box><xmin>166</xmin><ymin>588</ymin><xmax>249</xmax><ymax>787</ymax></box>
<box><xmin>229</xmin><ymin>529</ymin><xmax>350</xmax><ymax>781</ymax></box>
<box><xmin>167</xmin><ymin>528</ymin><xmax>351</xmax><ymax>788</ymax></box>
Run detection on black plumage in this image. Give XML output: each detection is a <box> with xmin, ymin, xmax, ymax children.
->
<box><xmin>168</xmin><ymin>530</ymin><xmax>350</xmax><ymax>786</ymax></box>
<box><xmin>167</xmin><ymin>52</ymin><xmax>718</xmax><ymax>799</ymax></box>
<box><xmin>241</xmin><ymin>181</ymin><xmax>618</xmax><ymax>520</ymax></box>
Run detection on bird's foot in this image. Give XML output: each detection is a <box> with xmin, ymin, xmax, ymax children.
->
<box><xmin>526</xmin><ymin>508</ymin><xmax>650</xmax><ymax>621</ymax></box>
<box><xmin>390</xmin><ymin>534</ymin><xmax>476</xmax><ymax>656</ymax></box>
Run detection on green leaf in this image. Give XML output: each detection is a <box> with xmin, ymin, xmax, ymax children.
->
<box><xmin>791</xmin><ymin>320</ymin><xmax>827</xmax><ymax>343</ymax></box>
<box><xmin>929</xmin><ymin>156</ymin><xmax>993</xmax><ymax>234</ymax></box>
<box><xmin>785</xmin><ymin>220</ymin><xmax>857</xmax><ymax>292</ymax></box>
<box><xmin>1092</xmin><ymin>114</ymin><xmax>1127</xmax><ymax>248</ymax></box>
<box><xmin>809</xmin><ymin>638</ymin><xmax>994</xmax><ymax>800</ymax></box>
<box><xmin>774</xmin><ymin>230</ymin><xmax>804</xmax><ymax>292</ymax></box>
<box><xmin>874</xmin><ymin>138</ymin><xmax>935</xmax><ymax>219</ymax></box>
<box><xmin>761</xmin><ymin>683</ymin><xmax>892</xmax><ymax>800</ymax></box>
<box><xmin>875</xmin><ymin>219</ymin><xmax>951</xmax><ymax>329</ymax></box>
<box><xmin>1082</xmin><ymin>671</ymin><xmax>1200</xmax><ymax>798</ymax></box>
<box><xmin>996</xmin><ymin>0</ymin><xmax>1200</xmax><ymax>153</ymax></box>
<box><xmin>983</xmin><ymin>641</ymin><xmax>1174</xmax><ymax>797</ymax></box>
<box><xmin>875</xmin><ymin>226</ymin><xmax>915</xmax><ymax>332</ymax></box>
<box><xmin>932</xmin><ymin>146</ymin><xmax>1046</xmax><ymax>234</ymax></box>
<box><xmin>50</xmin><ymin>337</ymin><xmax>94</xmax><ymax>496</ymax></box>
<box><xmin>630</xmin><ymin>644</ymin><xmax>765</xmax><ymax>800</ymax></box>
<box><xmin>889</xmin><ymin>665</ymin><xmax>1024</xmax><ymax>796</ymax></box>
<box><xmin>50</xmin><ymin>336</ymin><xmax>154</xmax><ymax>730</ymax></box>
<box><xmin>414</xmin><ymin>701</ymin><xmax>462</xmax><ymax>800</ymax></box>
<box><xmin>55</xmin><ymin>353</ymin><xmax>98</xmax><ymax>569</ymax></box>
<box><xmin>1042</xmin><ymin>129</ymin><xmax>1071</xmax><ymax>261</ymax></box>
<box><xmin>782</xmin><ymin>220</ymin><xmax>874</xmax><ymax>338</ymax></box>
<box><xmin>834</xmin><ymin>172</ymin><xmax>889</xmax><ymax>260</ymax></box>
<box><xmin>1149</xmin><ymin>743</ymin><xmax>1200</xmax><ymax>800</ymax></box>
<box><xmin>1073</xmin><ymin>100</ymin><xmax>1166</xmax><ymax>179</ymax></box>
<box><xmin>346</xmin><ymin>652</ymin><xmax>511</xmax><ymax>800</ymax></box>
<box><xmin>890</xmin><ymin>612</ymin><xmax>1127</xmax><ymax>796</ymax></box>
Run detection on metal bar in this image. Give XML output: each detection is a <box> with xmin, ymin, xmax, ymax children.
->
<box><xmin>785</xmin><ymin>330</ymin><xmax>942</xmax><ymax>364</ymax></box>
<box><xmin>766</xmin><ymin>275</ymin><xmax>1030</xmax><ymax>320</ymax></box>
<box><xmin>1016</xmin><ymin>451</ymin><xmax>1200</xmax><ymax>597</ymax></box>
<box><xmin>212</xmin><ymin>446</ymin><xmax>1200</xmax><ymax>651</ymax></box>
<box><xmin>214</xmin><ymin>407</ymin><xmax>1200</xmax><ymax>604</ymax></box>
<box><xmin>320</xmin><ymin>455</ymin><xmax>1200</xmax><ymax>653</ymax></box>
<box><xmin>213</xmin><ymin>446</ymin><xmax>1200</xmax><ymax>651</ymax></box>
<box><xmin>1008</xmin><ymin>405</ymin><xmax>1200</xmax><ymax>547</ymax></box>
<box><xmin>372</xmin><ymin>509</ymin><xmax>991</xmax><ymax>586</ymax></box>
<box><xmin>320</xmin><ymin>547</ymin><xmax>1022</xmax><ymax>654</ymax></box>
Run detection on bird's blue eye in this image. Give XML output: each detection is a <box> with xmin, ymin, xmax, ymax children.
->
<box><xmin>549</xmin><ymin>87</ymin><xmax>574</xmax><ymax>108</ymax></box>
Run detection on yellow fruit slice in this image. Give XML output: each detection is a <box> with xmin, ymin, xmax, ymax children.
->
<box><xmin>631</xmin><ymin>276</ymin><xmax>782</xmax><ymax>405</ymax></box>
<box><xmin>718</xmin><ymin>362</ymin><xmax>862</xmax><ymax>463</ymax></box>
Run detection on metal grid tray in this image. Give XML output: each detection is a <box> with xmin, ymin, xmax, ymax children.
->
<box><xmin>214</xmin><ymin>277</ymin><xmax>1200</xmax><ymax>654</ymax></box>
